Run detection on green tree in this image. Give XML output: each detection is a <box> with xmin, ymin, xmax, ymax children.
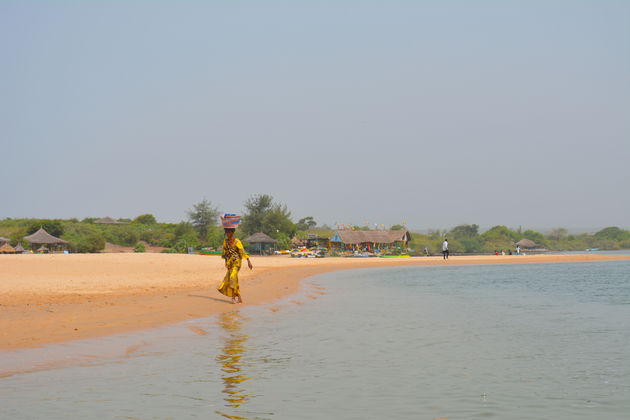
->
<box><xmin>481</xmin><ymin>225</ymin><xmax>517</xmax><ymax>242</ymax></box>
<box><xmin>522</xmin><ymin>229</ymin><xmax>546</xmax><ymax>245</ymax></box>
<box><xmin>390</xmin><ymin>224</ymin><xmax>404</xmax><ymax>231</ymax></box>
<box><xmin>187</xmin><ymin>199</ymin><xmax>219</xmax><ymax>240</ymax></box>
<box><xmin>240</xmin><ymin>194</ymin><xmax>274</xmax><ymax>235</ymax></box>
<box><xmin>296</xmin><ymin>216</ymin><xmax>317</xmax><ymax>231</ymax></box>
<box><xmin>450</xmin><ymin>224</ymin><xmax>479</xmax><ymax>238</ymax></box>
<box><xmin>27</xmin><ymin>219</ymin><xmax>64</xmax><ymax>237</ymax></box>
<box><xmin>133</xmin><ymin>214</ymin><xmax>157</xmax><ymax>225</ymax></box>
<box><xmin>240</xmin><ymin>194</ymin><xmax>296</xmax><ymax>238</ymax></box>
<box><xmin>595</xmin><ymin>226</ymin><xmax>630</xmax><ymax>241</ymax></box>
<box><xmin>76</xmin><ymin>233</ymin><xmax>106</xmax><ymax>253</ymax></box>
<box><xmin>548</xmin><ymin>227</ymin><xmax>568</xmax><ymax>241</ymax></box>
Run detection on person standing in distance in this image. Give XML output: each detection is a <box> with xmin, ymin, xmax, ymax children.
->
<box><xmin>442</xmin><ymin>238</ymin><xmax>449</xmax><ymax>260</ymax></box>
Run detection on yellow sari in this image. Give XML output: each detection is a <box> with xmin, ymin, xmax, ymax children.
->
<box><xmin>218</xmin><ymin>238</ymin><xmax>249</xmax><ymax>298</ymax></box>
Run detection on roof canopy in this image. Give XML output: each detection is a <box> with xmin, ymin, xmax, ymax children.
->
<box><xmin>0</xmin><ymin>243</ymin><xmax>16</xmax><ymax>253</ymax></box>
<box><xmin>330</xmin><ymin>229</ymin><xmax>411</xmax><ymax>245</ymax></box>
<box><xmin>23</xmin><ymin>228</ymin><xmax>68</xmax><ymax>244</ymax></box>
<box><xmin>0</xmin><ymin>236</ymin><xmax>9</xmax><ymax>244</ymax></box>
<box><xmin>516</xmin><ymin>238</ymin><xmax>537</xmax><ymax>248</ymax></box>
<box><xmin>245</xmin><ymin>232</ymin><xmax>278</xmax><ymax>243</ymax></box>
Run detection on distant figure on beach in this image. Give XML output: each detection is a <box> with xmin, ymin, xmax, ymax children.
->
<box><xmin>442</xmin><ymin>239</ymin><xmax>449</xmax><ymax>260</ymax></box>
<box><xmin>424</xmin><ymin>247</ymin><xmax>429</xmax><ymax>256</ymax></box>
<box><xmin>516</xmin><ymin>245</ymin><xmax>520</xmax><ymax>255</ymax></box>
<box><xmin>218</xmin><ymin>214</ymin><xmax>253</xmax><ymax>304</ymax></box>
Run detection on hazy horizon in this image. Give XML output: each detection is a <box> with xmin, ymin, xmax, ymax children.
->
<box><xmin>2</xmin><ymin>1</ymin><xmax>628</xmax><ymax>232</ymax></box>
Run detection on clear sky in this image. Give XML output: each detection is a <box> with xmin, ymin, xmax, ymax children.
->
<box><xmin>2</xmin><ymin>1</ymin><xmax>628</xmax><ymax>232</ymax></box>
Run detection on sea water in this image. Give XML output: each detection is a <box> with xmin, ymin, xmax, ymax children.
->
<box><xmin>1</xmin><ymin>261</ymin><xmax>629</xmax><ymax>419</ymax></box>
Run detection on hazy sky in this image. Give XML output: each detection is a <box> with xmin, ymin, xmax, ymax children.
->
<box><xmin>2</xmin><ymin>1</ymin><xmax>629</xmax><ymax>232</ymax></box>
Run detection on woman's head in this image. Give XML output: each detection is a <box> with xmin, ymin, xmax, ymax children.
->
<box><xmin>224</xmin><ymin>228</ymin><xmax>235</xmax><ymax>237</ymax></box>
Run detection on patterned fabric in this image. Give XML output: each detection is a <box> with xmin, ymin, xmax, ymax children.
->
<box><xmin>218</xmin><ymin>238</ymin><xmax>249</xmax><ymax>298</ymax></box>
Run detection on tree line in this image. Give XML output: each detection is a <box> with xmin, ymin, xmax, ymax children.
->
<box><xmin>1</xmin><ymin>194</ymin><xmax>628</xmax><ymax>253</ymax></box>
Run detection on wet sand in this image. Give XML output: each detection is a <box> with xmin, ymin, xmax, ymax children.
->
<box><xmin>1</xmin><ymin>253</ymin><xmax>629</xmax><ymax>350</ymax></box>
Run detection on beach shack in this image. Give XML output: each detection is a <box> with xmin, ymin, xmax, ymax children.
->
<box><xmin>0</xmin><ymin>236</ymin><xmax>9</xmax><ymax>246</ymax></box>
<box><xmin>244</xmin><ymin>232</ymin><xmax>278</xmax><ymax>255</ymax></box>
<box><xmin>23</xmin><ymin>227</ymin><xmax>69</xmax><ymax>253</ymax></box>
<box><xmin>329</xmin><ymin>229</ymin><xmax>411</xmax><ymax>253</ymax></box>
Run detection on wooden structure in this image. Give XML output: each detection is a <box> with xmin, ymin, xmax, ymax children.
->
<box><xmin>329</xmin><ymin>229</ymin><xmax>411</xmax><ymax>252</ymax></box>
<box><xmin>244</xmin><ymin>232</ymin><xmax>278</xmax><ymax>255</ymax></box>
<box><xmin>24</xmin><ymin>227</ymin><xmax>68</xmax><ymax>253</ymax></box>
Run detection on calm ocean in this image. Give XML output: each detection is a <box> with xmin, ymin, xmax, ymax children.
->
<box><xmin>2</xmin><ymin>260</ymin><xmax>629</xmax><ymax>419</ymax></box>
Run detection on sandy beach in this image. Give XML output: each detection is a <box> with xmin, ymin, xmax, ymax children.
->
<box><xmin>1</xmin><ymin>252</ymin><xmax>629</xmax><ymax>351</ymax></box>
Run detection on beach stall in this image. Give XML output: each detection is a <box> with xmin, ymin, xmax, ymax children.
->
<box><xmin>244</xmin><ymin>232</ymin><xmax>278</xmax><ymax>256</ymax></box>
<box><xmin>329</xmin><ymin>229</ymin><xmax>411</xmax><ymax>254</ymax></box>
<box><xmin>24</xmin><ymin>227</ymin><xmax>69</xmax><ymax>253</ymax></box>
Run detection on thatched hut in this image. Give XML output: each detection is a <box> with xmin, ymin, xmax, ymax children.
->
<box><xmin>14</xmin><ymin>243</ymin><xmax>26</xmax><ymax>254</ymax></box>
<box><xmin>244</xmin><ymin>232</ymin><xmax>278</xmax><ymax>255</ymax></box>
<box><xmin>330</xmin><ymin>229</ymin><xmax>411</xmax><ymax>252</ymax></box>
<box><xmin>0</xmin><ymin>243</ymin><xmax>16</xmax><ymax>254</ymax></box>
<box><xmin>516</xmin><ymin>238</ymin><xmax>537</xmax><ymax>249</ymax></box>
<box><xmin>0</xmin><ymin>236</ymin><xmax>9</xmax><ymax>246</ymax></box>
<box><xmin>24</xmin><ymin>227</ymin><xmax>68</xmax><ymax>253</ymax></box>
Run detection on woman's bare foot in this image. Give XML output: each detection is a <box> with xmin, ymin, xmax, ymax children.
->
<box><xmin>231</xmin><ymin>297</ymin><xmax>236</xmax><ymax>304</ymax></box>
<box><xmin>236</xmin><ymin>295</ymin><xmax>243</xmax><ymax>304</ymax></box>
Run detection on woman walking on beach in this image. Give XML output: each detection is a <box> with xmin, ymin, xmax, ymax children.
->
<box><xmin>218</xmin><ymin>214</ymin><xmax>253</xmax><ymax>304</ymax></box>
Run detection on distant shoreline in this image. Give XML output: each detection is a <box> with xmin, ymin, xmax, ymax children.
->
<box><xmin>1</xmin><ymin>253</ymin><xmax>629</xmax><ymax>352</ymax></box>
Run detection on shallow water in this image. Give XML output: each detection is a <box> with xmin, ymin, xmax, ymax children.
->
<box><xmin>2</xmin><ymin>261</ymin><xmax>629</xmax><ymax>419</ymax></box>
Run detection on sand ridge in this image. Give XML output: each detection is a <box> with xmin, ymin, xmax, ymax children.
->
<box><xmin>1</xmin><ymin>253</ymin><xmax>629</xmax><ymax>350</ymax></box>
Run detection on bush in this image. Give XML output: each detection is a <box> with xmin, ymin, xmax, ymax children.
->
<box><xmin>133</xmin><ymin>214</ymin><xmax>157</xmax><ymax>225</ymax></box>
<box><xmin>161</xmin><ymin>248</ymin><xmax>177</xmax><ymax>253</ymax></box>
<box><xmin>134</xmin><ymin>243</ymin><xmax>146</xmax><ymax>253</ymax></box>
<box><xmin>76</xmin><ymin>233</ymin><xmax>106</xmax><ymax>253</ymax></box>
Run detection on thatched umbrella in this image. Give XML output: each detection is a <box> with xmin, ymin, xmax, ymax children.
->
<box><xmin>24</xmin><ymin>227</ymin><xmax>68</xmax><ymax>252</ymax></box>
<box><xmin>0</xmin><ymin>236</ymin><xmax>9</xmax><ymax>245</ymax></box>
<box><xmin>0</xmin><ymin>243</ymin><xmax>16</xmax><ymax>253</ymax></box>
<box><xmin>516</xmin><ymin>238</ymin><xmax>537</xmax><ymax>248</ymax></box>
<box><xmin>14</xmin><ymin>243</ymin><xmax>25</xmax><ymax>253</ymax></box>
<box><xmin>244</xmin><ymin>232</ymin><xmax>278</xmax><ymax>255</ymax></box>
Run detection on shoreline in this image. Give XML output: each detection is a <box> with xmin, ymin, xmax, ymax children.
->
<box><xmin>2</xmin><ymin>253</ymin><xmax>629</xmax><ymax>351</ymax></box>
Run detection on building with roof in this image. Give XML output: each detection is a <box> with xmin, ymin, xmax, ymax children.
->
<box><xmin>329</xmin><ymin>229</ymin><xmax>411</xmax><ymax>252</ymax></box>
<box><xmin>516</xmin><ymin>238</ymin><xmax>537</xmax><ymax>249</ymax></box>
<box><xmin>244</xmin><ymin>232</ymin><xmax>278</xmax><ymax>255</ymax></box>
<box><xmin>24</xmin><ymin>227</ymin><xmax>68</xmax><ymax>253</ymax></box>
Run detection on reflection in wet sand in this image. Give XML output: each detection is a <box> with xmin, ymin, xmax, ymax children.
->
<box><xmin>215</xmin><ymin>311</ymin><xmax>252</xmax><ymax>419</ymax></box>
